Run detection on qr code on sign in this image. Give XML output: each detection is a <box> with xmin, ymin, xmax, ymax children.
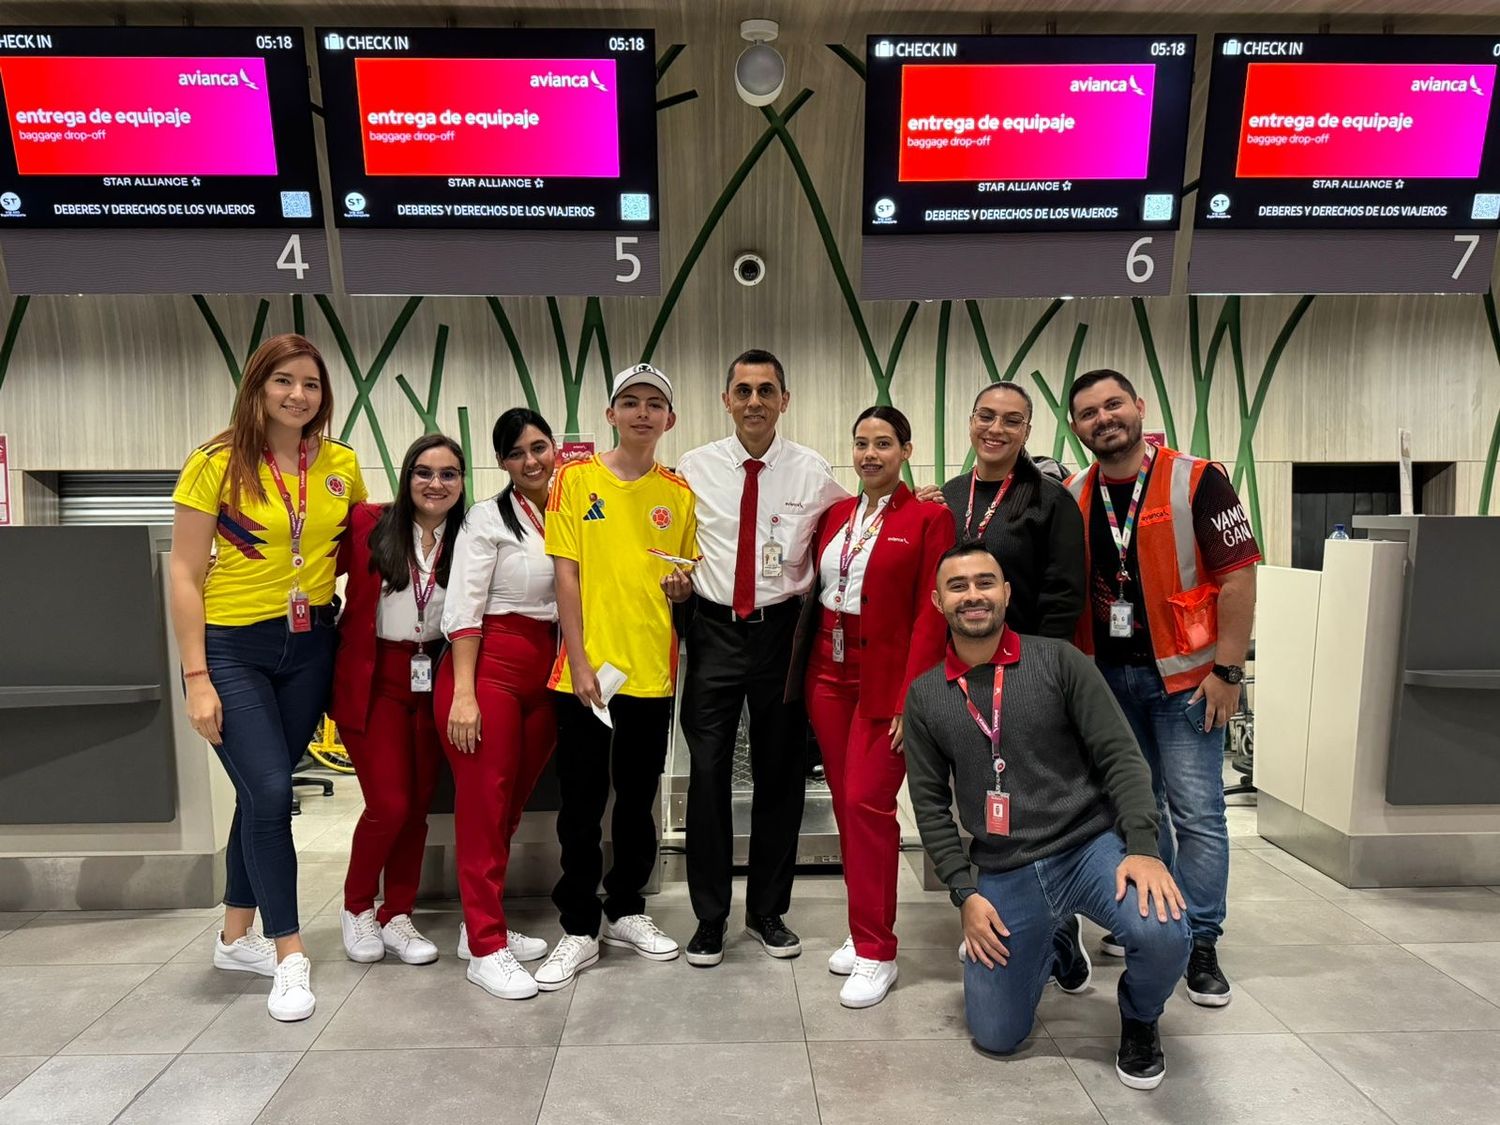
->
<box><xmin>1142</xmin><ymin>193</ymin><xmax>1174</xmax><ymax>222</ymax></box>
<box><xmin>281</xmin><ymin>191</ymin><xmax>313</xmax><ymax>219</ymax></box>
<box><xmin>620</xmin><ymin>193</ymin><xmax>651</xmax><ymax>222</ymax></box>
<box><xmin>1471</xmin><ymin>194</ymin><xmax>1500</xmax><ymax>221</ymax></box>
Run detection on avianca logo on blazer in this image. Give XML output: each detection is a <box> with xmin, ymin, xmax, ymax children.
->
<box><xmin>886</xmin><ymin>535</ymin><xmax>911</xmax><ymax>544</ymax></box>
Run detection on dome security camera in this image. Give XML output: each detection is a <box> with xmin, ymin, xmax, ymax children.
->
<box><xmin>735</xmin><ymin>19</ymin><xmax>785</xmax><ymax>107</ymax></box>
<box><xmin>733</xmin><ymin>252</ymin><xmax>766</xmax><ymax>287</ymax></box>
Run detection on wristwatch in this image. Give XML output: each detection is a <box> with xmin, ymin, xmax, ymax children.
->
<box><xmin>950</xmin><ymin>886</ymin><xmax>978</xmax><ymax>909</ymax></box>
<box><xmin>1212</xmin><ymin>663</ymin><xmax>1245</xmax><ymax>685</ymax></box>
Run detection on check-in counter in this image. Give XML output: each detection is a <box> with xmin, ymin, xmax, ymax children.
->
<box><xmin>0</xmin><ymin>527</ymin><xmax>237</xmax><ymax>909</ymax></box>
<box><xmin>1254</xmin><ymin>515</ymin><xmax>1500</xmax><ymax>887</ymax></box>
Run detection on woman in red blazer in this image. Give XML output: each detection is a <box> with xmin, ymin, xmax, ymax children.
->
<box><xmin>804</xmin><ymin>405</ymin><xmax>953</xmax><ymax>1010</ymax></box>
<box><xmin>330</xmin><ymin>434</ymin><xmax>466</xmax><ymax>968</ymax></box>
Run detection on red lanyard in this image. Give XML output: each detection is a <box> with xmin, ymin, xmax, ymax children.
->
<box><xmin>1097</xmin><ymin>447</ymin><xmax>1153</xmax><ymax>587</ymax></box>
<box><xmin>516</xmin><ymin>494</ymin><xmax>545</xmax><ymax>536</ymax></box>
<box><xmin>411</xmin><ymin>538</ymin><xmax>443</xmax><ymax>628</ymax></box>
<box><xmin>957</xmin><ymin>664</ymin><xmax>1006</xmax><ymax>788</ymax></box>
<box><xmin>963</xmin><ymin>470</ymin><xmax>1013</xmax><ymax>540</ymax></box>
<box><xmin>834</xmin><ymin>500</ymin><xmax>885</xmax><ymax>610</ymax></box>
<box><xmin>263</xmin><ymin>442</ymin><xmax>308</xmax><ymax>570</ymax></box>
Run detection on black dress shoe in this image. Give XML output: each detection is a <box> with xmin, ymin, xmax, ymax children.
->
<box><xmin>744</xmin><ymin>913</ymin><xmax>802</xmax><ymax>959</ymax></box>
<box><xmin>1050</xmin><ymin>913</ymin><xmax>1092</xmax><ymax>993</ymax></box>
<box><xmin>685</xmin><ymin>920</ymin><xmax>726</xmax><ymax>967</ymax></box>
<box><xmin>1185</xmin><ymin>938</ymin><xmax>1232</xmax><ymax>1007</ymax></box>
<box><xmin>1115</xmin><ymin>1016</ymin><xmax>1166</xmax><ymax>1090</ymax></box>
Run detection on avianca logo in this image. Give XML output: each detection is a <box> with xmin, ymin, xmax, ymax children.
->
<box><xmin>531</xmin><ymin>70</ymin><xmax>609</xmax><ymax>92</ymax></box>
<box><xmin>583</xmin><ymin>493</ymin><xmax>606</xmax><ymax>521</ymax></box>
<box><xmin>178</xmin><ymin>69</ymin><xmax>259</xmax><ymax>90</ymax></box>
<box><xmin>1069</xmin><ymin>75</ymin><xmax>1146</xmax><ymax>96</ymax></box>
<box><xmin>1411</xmin><ymin>74</ymin><xmax>1485</xmax><ymax>95</ymax></box>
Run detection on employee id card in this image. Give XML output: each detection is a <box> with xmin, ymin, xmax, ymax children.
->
<box><xmin>986</xmin><ymin>790</ymin><xmax>1011</xmax><ymax>837</ymax></box>
<box><xmin>761</xmin><ymin>539</ymin><xmax>783</xmax><ymax>578</ymax></box>
<box><xmin>1109</xmin><ymin>599</ymin><xmax>1134</xmax><ymax>638</ymax></box>
<box><xmin>288</xmin><ymin>587</ymin><xmax>312</xmax><ymax>634</ymax></box>
<box><xmin>410</xmin><ymin>652</ymin><xmax>433</xmax><ymax>693</ymax></box>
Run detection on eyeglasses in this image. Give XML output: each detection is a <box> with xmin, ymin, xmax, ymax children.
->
<box><xmin>411</xmin><ymin>467</ymin><xmax>462</xmax><ymax>484</ymax></box>
<box><xmin>971</xmin><ymin>410</ymin><xmax>1030</xmax><ymax>431</ymax></box>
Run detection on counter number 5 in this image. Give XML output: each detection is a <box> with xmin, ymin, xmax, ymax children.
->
<box><xmin>615</xmin><ymin>236</ymin><xmax>641</xmax><ymax>284</ymax></box>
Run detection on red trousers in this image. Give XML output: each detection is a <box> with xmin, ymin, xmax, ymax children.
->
<box><xmin>435</xmin><ymin>614</ymin><xmax>558</xmax><ymax>959</ymax></box>
<box><xmin>804</xmin><ymin>611</ymin><xmax>907</xmax><ymax>961</ymax></box>
<box><xmin>341</xmin><ymin>640</ymin><xmax>444</xmax><ymax>923</ymax></box>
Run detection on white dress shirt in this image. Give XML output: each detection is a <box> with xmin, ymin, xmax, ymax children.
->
<box><xmin>676</xmin><ymin>432</ymin><xmax>847</xmax><ymax>607</ymax></box>
<box><xmin>376</xmin><ymin>522</ymin><xmax>448</xmax><ymax>643</ymax></box>
<box><xmin>817</xmin><ymin>493</ymin><xmax>893</xmax><ymax>615</ymax></box>
<box><xmin>441</xmin><ymin>491</ymin><xmax>557</xmax><ymax>638</ymax></box>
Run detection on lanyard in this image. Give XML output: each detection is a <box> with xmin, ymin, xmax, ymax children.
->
<box><xmin>516</xmin><ymin>494</ymin><xmax>545</xmax><ymax>536</ymax></box>
<box><xmin>957</xmin><ymin>664</ymin><xmax>1007</xmax><ymax>789</ymax></box>
<box><xmin>1097</xmin><ymin>447</ymin><xmax>1153</xmax><ymax>587</ymax></box>
<box><xmin>834</xmin><ymin>499</ymin><xmax>885</xmax><ymax>610</ymax></box>
<box><xmin>410</xmin><ymin>538</ymin><xmax>443</xmax><ymax>628</ymax></box>
<box><xmin>263</xmin><ymin>441</ymin><xmax>309</xmax><ymax>571</ymax></box>
<box><xmin>963</xmin><ymin>470</ymin><xmax>1013</xmax><ymax>540</ymax></box>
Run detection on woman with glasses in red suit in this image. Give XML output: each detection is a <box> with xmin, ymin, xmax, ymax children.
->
<box><xmin>330</xmin><ymin>434</ymin><xmax>466</xmax><ymax>969</ymax></box>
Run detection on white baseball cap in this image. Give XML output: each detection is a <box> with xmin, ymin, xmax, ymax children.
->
<box><xmin>610</xmin><ymin>362</ymin><xmax>674</xmax><ymax>409</ymax></box>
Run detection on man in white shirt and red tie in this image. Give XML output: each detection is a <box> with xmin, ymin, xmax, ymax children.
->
<box><xmin>676</xmin><ymin>349</ymin><xmax>847</xmax><ymax>966</ymax></box>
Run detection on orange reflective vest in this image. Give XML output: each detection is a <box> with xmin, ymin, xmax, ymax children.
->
<box><xmin>1067</xmin><ymin>447</ymin><xmax>1221</xmax><ymax>694</ymax></box>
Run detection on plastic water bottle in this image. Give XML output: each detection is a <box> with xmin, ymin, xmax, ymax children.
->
<box><xmin>1329</xmin><ymin>524</ymin><xmax>1350</xmax><ymax>541</ymax></box>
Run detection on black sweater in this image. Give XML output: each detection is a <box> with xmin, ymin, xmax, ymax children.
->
<box><xmin>940</xmin><ymin>465</ymin><xmax>1085</xmax><ymax>639</ymax></box>
<box><xmin>903</xmin><ymin>635</ymin><xmax>1161</xmax><ymax>892</ymax></box>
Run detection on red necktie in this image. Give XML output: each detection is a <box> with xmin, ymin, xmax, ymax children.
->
<box><xmin>733</xmin><ymin>459</ymin><xmax>765</xmax><ymax>619</ymax></box>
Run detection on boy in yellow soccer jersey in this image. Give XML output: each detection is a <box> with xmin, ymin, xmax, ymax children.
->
<box><xmin>533</xmin><ymin>363</ymin><xmax>698</xmax><ymax>990</ymax></box>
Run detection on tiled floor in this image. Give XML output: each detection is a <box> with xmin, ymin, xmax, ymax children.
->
<box><xmin>3</xmin><ymin>788</ymin><xmax>1499</xmax><ymax>1124</ymax></box>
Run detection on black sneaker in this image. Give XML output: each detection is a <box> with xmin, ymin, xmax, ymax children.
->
<box><xmin>1099</xmin><ymin>931</ymin><xmax>1125</xmax><ymax>958</ymax></box>
<box><xmin>1185</xmin><ymin>938</ymin><xmax>1232</xmax><ymax>1007</ymax></box>
<box><xmin>1050</xmin><ymin>914</ymin><xmax>1092</xmax><ymax>993</ymax></box>
<box><xmin>744</xmin><ymin>913</ymin><xmax>802</xmax><ymax>959</ymax></box>
<box><xmin>1115</xmin><ymin>1016</ymin><xmax>1166</xmax><ymax>1090</ymax></box>
<box><xmin>685</xmin><ymin>920</ymin><xmax>725</xmax><ymax>968</ymax></box>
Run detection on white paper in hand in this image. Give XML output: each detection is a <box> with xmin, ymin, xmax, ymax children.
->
<box><xmin>592</xmin><ymin>662</ymin><xmax>628</xmax><ymax>728</ymax></box>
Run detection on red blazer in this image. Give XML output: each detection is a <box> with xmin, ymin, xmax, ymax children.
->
<box><xmin>329</xmin><ymin>502</ymin><xmax>386</xmax><ymax>735</ymax></box>
<box><xmin>808</xmin><ymin>483</ymin><xmax>954</xmax><ymax>719</ymax></box>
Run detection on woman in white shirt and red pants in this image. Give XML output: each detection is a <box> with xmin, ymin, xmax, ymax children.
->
<box><xmin>801</xmin><ymin>406</ymin><xmax>953</xmax><ymax>1011</ymax></box>
<box><xmin>436</xmin><ymin>408</ymin><xmax>562</xmax><ymax>1000</ymax></box>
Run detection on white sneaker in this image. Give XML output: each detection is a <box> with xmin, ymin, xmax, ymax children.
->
<box><xmin>340</xmin><ymin>908</ymin><xmax>385</xmax><ymax>963</ymax></box>
<box><xmin>267</xmin><ymin>953</ymin><xmax>316</xmax><ymax>1022</ymax></box>
<box><xmin>839</xmin><ymin>957</ymin><xmax>899</xmax><ymax>1009</ymax></box>
<box><xmin>468</xmin><ymin>948</ymin><xmax>539</xmax><ymax>1000</ymax></box>
<box><xmin>213</xmin><ymin>930</ymin><xmax>276</xmax><ymax>977</ymax></box>
<box><xmin>828</xmin><ymin>936</ymin><xmax>856</xmax><ymax>976</ymax></box>
<box><xmin>381</xmin><ymin>914</ymin><xmax>438</xmax><ymax>965</ymax></box>
<box><xmin>534</xmin><ymin>934</ymin><xmax>600</xmax><ymax>991</ymax></box>
<box><xmin>457</xmin><ymin>922</ymin><xmax>548</xmax><ymax>964</ymax></box>
<box><xmin>600</xmin><ymin>914</ymin><xmax>680</xmax><ymax>961</ymax></box>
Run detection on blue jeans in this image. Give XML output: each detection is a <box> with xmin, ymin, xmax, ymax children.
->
<box><xmin>204</xmin><ymin>609</ymin><xmax>336</xmax><ymax>938</ymax></box>
<box><xmin>1099</xmin><ymin>662</ymin><xmax>1229</xmax><ymax>943</ymax></box>
<box><xmin>965</xmin><ymin>831</ymin><xmax>1190</xmax><ymax>1053</ymax></box>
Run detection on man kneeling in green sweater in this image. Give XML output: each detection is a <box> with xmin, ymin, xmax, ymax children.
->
<box><xmin>903</xmin><ymin>542</ymin><xmax>1190</xmax><ymax>1091</ymax></box>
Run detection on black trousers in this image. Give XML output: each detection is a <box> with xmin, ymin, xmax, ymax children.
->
<box><xmin>552</xmin><ymin>692</ymin><xmax>673</xmax><ymax>937</ymax></box>
<box><xmin>682</xmin><ymin>604</ymin><xmax>806</xmax><ymax>924</ymax></box>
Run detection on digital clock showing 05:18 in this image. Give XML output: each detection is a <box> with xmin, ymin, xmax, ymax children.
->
<box><xmin>256</xmin><ymin>34</ymin><xmax>296</xmax><ymax>50</ymax></box>
<box><xmin>609</xmin><ymin>35</ymin><xmax>647</xmax><ymax>52</ymax></box>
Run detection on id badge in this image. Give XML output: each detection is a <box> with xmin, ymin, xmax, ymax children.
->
<box><xmin>1109</xmin><ymin>599</ymin><xmax>1134</xmax><ymax>639</ymax></box>
<box><xmin>761</xmin><ymin>539</ymin><xmax>784</xmax><ymax>578</ymax></box>
<box><xmin>409</xmin><ymin>652</ymin><xmax>433</xmax><ymax>693</ymax></box>
<box><xmin>831</xmin><ymin>626</ymin><xmax>846</xmax><ymax>663</ymax></box>
<box><xmin>986</xmin><ymin>790</ymin><xmax>1011</xmax><ymax>837</ymax></box>
<box><xmin>287</xmin><ymin>589</ymin><xmax>312</xmax><ymax>634</ymax></box>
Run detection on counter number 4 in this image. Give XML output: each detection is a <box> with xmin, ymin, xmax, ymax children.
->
<box><xmin>277</xmin><ymin>234</ymin><xmax>309</xmax><ymax>280</ymax></box>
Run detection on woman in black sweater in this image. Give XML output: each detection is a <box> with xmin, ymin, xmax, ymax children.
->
<box><xmin>939</xmin><ymin>381</ymin><xmax>1085</xmax><ymax>639</ymax></box>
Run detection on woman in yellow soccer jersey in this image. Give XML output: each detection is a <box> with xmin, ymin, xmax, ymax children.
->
<box><xmin>169</xmin><ymin>333</ymin><xmax>367</xmax><ymax>1023</ymax></box>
